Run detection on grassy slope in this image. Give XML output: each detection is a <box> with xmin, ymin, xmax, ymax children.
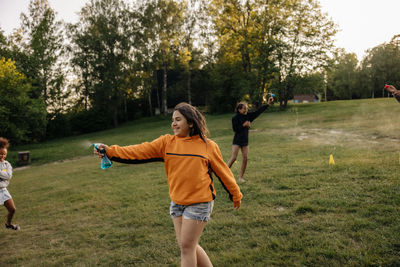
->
<box><xmin>2</xmin><ymin>98</ymin><xmax>400</xmax><ymax>266</ymax></box>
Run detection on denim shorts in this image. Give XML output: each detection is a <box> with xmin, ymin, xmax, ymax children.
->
<box><xmin>0</xmin><ymin>188</ymin><xmax>12</xmax><ymax>205</ymax></box>
<box><xmin>170</xmin><ymin>201</ymin><xmax>214</xmax><ymax>222</ymax></box>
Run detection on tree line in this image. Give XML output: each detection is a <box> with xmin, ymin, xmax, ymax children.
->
<box><xmin>0</xmin><ymin>0</ymin><xmax>399</xmax><ymax>145</ymax></box>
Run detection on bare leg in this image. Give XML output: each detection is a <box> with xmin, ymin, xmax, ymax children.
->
<box><xmin>173</xmin><ymin>216</ymin><xmax>212</xmax><ymax>267</ymax></box>
<box><xmin>227</xmin><ymin>145</ymin><xmax>240</xmax><ymax>168</ymax></box>
<box><xmin>4</xmin><ymin>198</ymin><xmax>16</xmax><ymax>226</ymax></box>
<box><xmin>238</xmin><ymin>146</ymin><xmax>249</xmax><ymax>182</ymax></box>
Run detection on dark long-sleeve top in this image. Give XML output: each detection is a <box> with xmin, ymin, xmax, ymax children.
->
<box><xmin>232</xmin><ymin>104</ymin><xmax>269</xmax><ymax>146</ymax></box>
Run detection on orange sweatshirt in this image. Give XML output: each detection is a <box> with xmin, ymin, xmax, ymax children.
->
<box><xmin>106</xmin><ymin>134</ymin><xmax>242</xmax><ymax>206</ymax></box>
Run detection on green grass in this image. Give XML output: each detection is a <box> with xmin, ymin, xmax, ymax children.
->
<box><xmin>2</xmin><ymin>98</ymin><xmax>400</xmax><ymax>266</ymax></box>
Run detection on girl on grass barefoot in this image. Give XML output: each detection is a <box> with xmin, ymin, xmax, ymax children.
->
<box><xmin>0</xmin><ymin>137</ymin><xmax>19</xmax><ymax>230</ymax></box>
<box><xmin>227</xmin><ymin>99</ymin><xmax>272</xmax><ymax>183</ymax></box>
<box><xmin>94</xmin><ymin>102</ymin><xmax>242</xmax><ymax>267</ymax></box>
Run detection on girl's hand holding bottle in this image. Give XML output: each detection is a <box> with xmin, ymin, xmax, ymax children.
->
<box><xmin>92</xmin><ymin>143</ymin><xmax>112</xmax><ymax>169</ymax></box>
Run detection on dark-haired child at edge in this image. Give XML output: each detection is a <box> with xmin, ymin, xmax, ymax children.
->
<box><xmin>227</xmin><ymin>98</ymin><xmax>272</xmax><ymax>183</ymax></box>
<box><xmin>94</xmin><ymin>102</ymin><xmax>242</xmax><ymax>267</ymax></box>
<box><xmin>0</xmin><ymin>137</ymin><xmax>19</xmax><ymax>230</ymax></box>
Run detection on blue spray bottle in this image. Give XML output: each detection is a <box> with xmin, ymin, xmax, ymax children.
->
<box><xmin>92</xmin><ymin>143</ymin><xmax>113</xmax><ymax>170</ymax></box>
<box><xmin>268</xmin><ymin>93</ymin><xmax>276</xmax><ymax>103</ymax></box>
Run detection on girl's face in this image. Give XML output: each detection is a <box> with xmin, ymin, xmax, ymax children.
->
<box><xmin>0</xmin><ymin>148</ymin><xmax>7</xmax><ymax>162</ymax></box>
<box><xmin>238</xmin><ymin>105</ymin><xmax>248</xmax><ymax>115</ymax></box>
<box><xmin>171</xmin><ymin>110</ymin><xmax>193</xmax><ymax>137</ymax></box>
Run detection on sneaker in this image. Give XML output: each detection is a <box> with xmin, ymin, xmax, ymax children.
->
<box><xmin>5</xmin><ymin>224</ymin><xmax>20</xmax><ymax>230</ymax></box>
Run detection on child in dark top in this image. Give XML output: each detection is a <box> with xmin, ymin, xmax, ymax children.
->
<box><xmin>227</xmin><ymin>100</ymin><xmax>272</xmax><ymax>182</ymax></box>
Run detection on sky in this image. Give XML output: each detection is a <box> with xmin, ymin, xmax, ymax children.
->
<box><xmin>1</xmin><ymin>0</ymin><xmax>399</xmax><ymax>60</ymax></box>
<box><xmin>318</xmin><ymin>0</ymin><xmax>400</xmax><ymax>59</ymax></box>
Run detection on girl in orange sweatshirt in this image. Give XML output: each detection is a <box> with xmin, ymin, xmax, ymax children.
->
<box><xmin>94</xmin><ymin>102</ymin><xmax>242</xmax><ymax>267</ymax></box>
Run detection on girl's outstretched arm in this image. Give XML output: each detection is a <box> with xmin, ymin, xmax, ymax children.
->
<box><xmin>248</xmin><ymin>104</ymin><xmax>269</xmax><ymax>122</ymax></box>
<box><xmin>208</xmin><ymin>140</ymin><xmax>243</xmax><ymax>208</ymax></box>
<box><xmin>105</xmin><ymin>135</ymin><xmax>169</xmax><ymax>164</ymax></box>
<box><xmin>384</xmin><ymin>84</ymin><xmax>398</xmax><ymax>94</ymax></box>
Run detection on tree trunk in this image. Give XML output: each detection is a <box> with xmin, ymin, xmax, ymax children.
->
<box><xmin>84</xmin><ymin>76</ymin><xmax>89</xmax><ymax>111</ymax></box>
<box><xmin>257</xmin><ymin>77</ymin><xmax>266</xmax><ymax>107</ymax></box>
<box><xmin>162</xmin><ymin>63</ymin><xmax>168</xmax><ymax>115</ymax></box>
<box><xmin>187</xmin><ymin>66</ymin><xmax>191</xmax><ymax>105</ymax></box>
<box><xmin>156</xmin><ymin>72</ymin><xmax>161</xmax><ymax>111</ymax></box>
<box><xmin>284</xmin><ymin>98</ymin><xmax>288</xmax><ymax>108</ymax></box>
<box><xmin>324</xmin><ymin>71</ymin><xmax>327</xmax><ymax>102</ymax></box>
<box><xmin>148</xmin><ymin>92</ymin><xmax>153</xmax><ymax>116</ymax></box>
<box><xmin>147</xmin><ymin>80</ymin><xmax>153</xmax><ymax>116</ymax></box>
<box><xmin>123</xmin><ymin>96</ymin><xmax>128</xmax><ymax>121</ymax></box>
<box><xmin>113</xmin><ymin>107</ymin><xmax>118</xmax><ymax>127</ymax></box>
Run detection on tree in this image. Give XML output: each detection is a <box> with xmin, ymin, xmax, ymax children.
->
<box><xmin>208</xmin><ymin>0</ymin><xmax>336</xmax><ymax>109</ymax></box>
<box><xmin>156</xmin><ymin>0</ymin><xmax>186</xmax><ymax>115</ymax></box>
<box><xmin>210</xmin><ymin>0</ymin><xmax>256</xmax><ymax>73</ymax></box>
<box><xmin>0</xmin><ymin>58</ymin><xmax>46</xmax><ymax>144</ymax></box>
<box><xmin>327</xmin><ymin>51</ymin><xmax>359</xmax><ymax>99</ymax></box>
<box><xmin>292</xmin><ymin>72</ymin><xmax>324</xmax><ymax>96</ymax></box>
<box><xmin>20</xmin><ymin>0</ymin><xmax>67</xmax><ymax>113</ymax></box>
<box><xmin>66</xmin><ymin>24</ymin><xmax>94</xmax><ymax>112</ymax></box>
<box><xmin>69</xmin><ymin>0</ymin><xmax>132</xmax><ymax>126</ymax></box>
<box><xmin>276</xmin><ymin>0</ymin><xmax>337</xmax><ymax>108</ymax></box>
<box><xmin>361</xmin><ymin>36</ymin><xmax>400</xmax><ymax>98</ymax></box>
<box><xmin>0</xmin><ymin>29</ymin><xmax>10</xmax><ymax>59</ymax></box>
<box><xmin>133</xmin><ymin>0</ymin><xmax>185</xmax><ymax>115</ymax></box>
<box><xmin>134</xmin><ymin>0</ymin><xmax>161</xmax><ymax>115</ymax></box>
<box><xmin>208</xmin><ymin>0</ymin><xmax>264</xmax><ymax>108</ymax></box>
<box><xmin>180</xmin><ymin>0</ymin><xmax>203</xmax><ymax>105</ymax></box>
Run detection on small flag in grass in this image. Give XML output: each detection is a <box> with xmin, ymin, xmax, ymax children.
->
<box><xmin>329</xmin><ymin>154</ymin><xmax>335</xmax><ymax>165</ymax></box>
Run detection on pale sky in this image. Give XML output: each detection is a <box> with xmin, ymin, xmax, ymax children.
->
<box><xmin>1</xmin><ymin>0</ymin><xmax>399</xmax><ymax>60</ymax></box>
<box><xmin>318</xmin><ymin>0</ymin><xmax>400</xmax><ymax>60</ymax></box>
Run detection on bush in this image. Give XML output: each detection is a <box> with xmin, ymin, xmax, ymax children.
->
<box><xmin>206</xmin><ymin>62</ymin><xmax>252</xmax><ymax>113</ymax></box>
<box><xmin>0</xmin><ymin>58</ymin><xmax>47</xmax><ymax>144</ymax></box>
<box><xmin>70</xmin><ymin>109</ymin><xmax>113</xmax><ymax>135</ymax></box>
<box><xmin>46</xmin><ymin>113</ymin><xmax>72</xmax><ymax>139</ymax></box>
<box><xmin>46</xmin><ymin>109</ymin><xmax>114</xmax><ymax>139</ymax></box>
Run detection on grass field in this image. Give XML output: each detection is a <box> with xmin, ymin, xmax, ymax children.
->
<box><xmin>1</xmin><ymin>98</ymin><xmax>400</xmax><ymax>266</ymax></box>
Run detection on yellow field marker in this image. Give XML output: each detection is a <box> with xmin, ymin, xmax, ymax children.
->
<box><xmin>329</xmin><ymin>154</ymin><xmax>335</xmax><ymax>165</ymax></box>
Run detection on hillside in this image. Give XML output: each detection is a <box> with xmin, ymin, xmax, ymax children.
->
<box><xmin>2</xmin><ymin>98</ymin><xmax>400</xmax><ymax>266</ymax></box>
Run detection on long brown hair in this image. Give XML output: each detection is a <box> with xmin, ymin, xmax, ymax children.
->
<box><xmin>174</xmin><ymin>102</ymin><xmax>209</xmax><ymax>143</ymax></box>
